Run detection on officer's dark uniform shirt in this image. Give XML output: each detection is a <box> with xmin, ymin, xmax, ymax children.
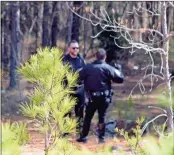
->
<box><xmin>79</xmin><ymin>60</ymin><xmax>124</xmax><ymax>92</ymax></box>
<box><xmin>63</xmin><ymin>53</ymin><xmax>85</xmax><ymax>72</ymax></box>
<box><xmin>63</xmin><ymin>53</ymin><xmax>86</xmax><ymax>90</ymax></box>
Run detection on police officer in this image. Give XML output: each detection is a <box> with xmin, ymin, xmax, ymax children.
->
<box><xmin>63</xmin><ymin>40</ymin><xmax>86</xmax><ymax>133</ymax></box>
<box><xmin>76</xmin><ymin>48</ymin><xmax>124</xmax><ymax>143</ymax></box>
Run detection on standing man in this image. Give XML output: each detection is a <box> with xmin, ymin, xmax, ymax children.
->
<box><xmin>76</xmin><ymin>48</ymin><xmax>124</xmax><ymax>143</ymax></box>
<box><xmin>63</xmin><ymin>40</ymin><xmax>86</xmax><ymax>133</ymax></box>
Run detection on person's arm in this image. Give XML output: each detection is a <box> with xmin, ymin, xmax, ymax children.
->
<box><xmin>62</xmin><ymin>55</ymin><xmax>68</xmax><ymax>65</ymax></box>
<box><xmin>79</xmin><ymin>65</ymin><xmax>88</xmax><ymax>81</ymax></box>
<box><xmin>76</xmin><ymin>56</ymin><xmax>86</xmax><ymax>72</ymax></box>
<box><xmin>109</xmin><ymin>65</ymin><xmax>124</xmax><ymax>83</ymax></box>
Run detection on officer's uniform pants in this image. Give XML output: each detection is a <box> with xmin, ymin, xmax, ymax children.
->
<box><xmin>73</xmin><ymin>92</ymin><xmax>85</xmax><ymax>132</ymax></box>
<box><xmin>81</xmin><ymin>95</ymin><xmax>109</xmax><ymax>139</ymax></box>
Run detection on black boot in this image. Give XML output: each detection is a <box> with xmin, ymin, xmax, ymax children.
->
<box><xmin>98</xmin><ymin>123</ymin><xmax>106</xmax><ymax>144</ymax></box>
<box><xmin>76</xmin><ymin>136</ymin><xmax>87</xmax><ymax>143</ymax></box>
<box><xmin>98</xmin><ymin>138</ymin><xmax>105</xmax><ymax>144</ymax></box>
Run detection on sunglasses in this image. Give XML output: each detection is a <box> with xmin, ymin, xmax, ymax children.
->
<box><xmin>72</xmin><ymin>47</ymin><xmax>79</xmax><ymax>50</ymax></box>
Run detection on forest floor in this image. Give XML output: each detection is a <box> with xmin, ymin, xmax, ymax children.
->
<box><xmin>1</xmin><ymin>75</ymin><xmax>173</xmax><ymax>155</ymax></box>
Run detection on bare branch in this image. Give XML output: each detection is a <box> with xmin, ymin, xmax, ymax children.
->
<box><xmin>66</xmin><ymin>2</ymin><xmax>92</xmax><ymax>23</ymax></box>
<box><xmin>148</xmin><ymin>105</ymin><xmax>167</xmax><ymax>113</ymax></box>
<box><xmin>127</xmin><ymin>2</ymin><xmax>161</xmax><ymax>17</ymax></box>
<box><xmin>166</xmin><ymin>31</ymin><xmax>174</xmax><ymax>40</ymax></box>
<box><xmin>29</xmin><ymin>16</ymin><xmax>37</xmax><ymax>33</ymax></box>
<box><xmin>168</xmin><ymin>2</ymin><xmax>174</xmax><ymax>7</ymax></box>
<box><xmin>91</xmin><ymin>29</ymin><xmax>105</xmax><ymax>38</ymax></box>
<box><xmin>129</xmin><ymin>73</ymin><xmax>164</xmax><ymax>98</ymax></box>
<box><xmin>141</xmin><ymin>113</ymin><xmax>167</xmax><ymax>135</ymax></box>
<box><xmin>68</xmin><ymin>2</ymin><xmax>172</xmax><ymax>106</ymax></box>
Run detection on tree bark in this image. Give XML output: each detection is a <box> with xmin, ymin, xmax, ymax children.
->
<box><xmin>133</xmin><ymin>2</ymin><xmax>141</xmax><ymax>41</ymax></box>
<box><xmin>1</xmin><ymin>10</ymin><xmax>9</xmax><ymax>70</ymax></box>
<box><xmin>161</xmin><ymin>2</ymin><xmax>174</xmax><ymax>131</ymax></box>
<box><xmin>142</xmin><ymin>2</ymin><xmax>149</xmax><ymax>29</ymax></box>
<box><xmin>9</xmin><ymin>2</ymin><xmax>20</xmax><ymax>89</ymax></box>
<box><xmin>71</xmin><ymin>1</ymin><xmax>83</xmax><ymax>42</ymax></box>
<box><xmin>167</xmin><ymin>6</ymin><xmax>174</xmax><ymax>33</ymax></box>
<box><xmin>51</xmin><ymin>2</ymin><xmax>58</xmax><ymax>47</ymax></box>
<box><xmin>1</xmin><ymin>2</ymin><xmax>11</xmax><ymax>70</ymax></box>
<box><xmin>66</xmin><ymin>2</ymin><xmax>73</xmax><ymax>45</ymax></box>
<box><xmin>42</xmin><ymin>1</ymin><xmax>53</xmax><ymax>47</ymax></box>
<box><xmin>83</xmin><ymin>5</ymin><xmax>87</xmax><ymax>57</ymax></box>
<box><xmin>34</xmin><ymin>2</ymin><xmax>43</xmax><ymax>49</ymax></box>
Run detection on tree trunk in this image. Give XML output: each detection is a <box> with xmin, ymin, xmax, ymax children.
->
<box><xmin>66</xmin><ymin>2</ymin><xmax>73</xmax><ymax>45</ymax></box>
<box><xmin>83</xmin><ymin>6</ymin><xmax>87</xmax><ymax>57</ymax></box>
<box><xmin>133</xmin><ymin>2</ymin><xmax>141</xmax><ymax>41</ymax></box>
<box><xmin>84</xmin><ymin>23</ymin><xmax>95</xmax><ymax>59</ymax></box>
<box><xmin>121</xmin><ymin>2</ymin><xmax>132</xmax><ymax>28</ymax></box>
<box><xmin>9</xmin><ymin>2</ymin><xmax>20</xmax><ymax>89</ymax></box>
<box><xmin>34</xmin><ymin>2</ymin><xmax>43</xmax><ymax>49</ymax></box>
<box><xmin>142</xmin><ymin>2</ymin><xmax>149</xmax><ymax>29</ymax></box>
<box><xmin>161</xmin><ymin>2</ymin><xmax>174</xmax><ymax>131</ymax></box>
<box><xmin>1</xmin><ymin>12</ymin><xmax>9</xmax><ymax>70</ymax></box>
<box><xmin>71</xmin><ymin>1</ymin><xmax>83</xmax><ymax>42</ymax></box>
<box><xmin>167</xmin><ymin>6</ymin><xmax>174</xmax><ymax>33</ymax></box>
<box><xmin>1</xmin><ymin>2</ymin><xmax>11</xmax><ymax>71</ymax></box>
<box><xmin>51</xmin><ymin>2</ymin><xmax>58</xmax><ymax>47</ymax></box>
<box><xmin>42</xmin><ymin>2</ymin><xmax>53</xmax><ymax>47</ymax></box>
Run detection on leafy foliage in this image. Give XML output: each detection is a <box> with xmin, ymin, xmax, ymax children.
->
<box><xmin>143</xmin><ymin>132</ymin><xmax>174</xmax><ymax>155</ymax></box>
<box><xmin>158</xmin><ymin>92</ymin><xmax>174</xmax><ymax>110</ymax></box>
<box><xmin>115</xmin><ymin>117</ymin><xmax>174</xmax><ymax>155</ymax></box>
<box><xmin>115</xmin><ymin>117</ymin><xmax>146</xmax><ymax>155</ymax></box>
<box><xmin>48</xmin><ymin>138</ymin><xmax>77</xmax><ymax>155</ymax></box>
<box><xmin>2</xmin><ymin>121</ymin><xmax>29</xmax><ymax>155</ymax></box>
<box><xmin>18</xmin><ymin>47</ymin><xmax>79</xmax><ymax>154</ymax></box>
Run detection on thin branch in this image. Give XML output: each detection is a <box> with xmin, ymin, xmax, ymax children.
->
<box><xmin>29</xmin><ymin>16</ymin><xmax>37</xmax><ymax>33</ymax></box>
<box><xmin>91</xmin><ymin>29</ymin><xmax>105</xmax><ymax>38</ymax></box>
<box><xmin>66</xmin><ymin>2</ymin><xmax>92</xmax><ymax>23</ymax></box>
<box><xmin>141</xmin><ymin>113</ymin><xmax>167</xmax><ymax>135</ymax></box>
<box><xmin>166</xmin><ymin>31</ymin><xmax>174</xmax><ymax>40</ymax></box>
<box><xmin>68</xmin><ymin>2</ymin><xmax>172</xmax><ymax>103</ymax></box>
<box><xmin>148</xmin><ymin>105</ymin><xmax>167</xmax><ymax>114</ymax></box>
<box><xmin>168</xmin><ymin>2</ymin><xmax>174</xmax><ymax>7</ymax></box>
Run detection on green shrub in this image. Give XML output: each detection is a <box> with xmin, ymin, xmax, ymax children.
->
<box><xmin>143</xmin><ymin>132</ymin><xmax>174</xmax><ymax>155</ymax></box>
<box><xmin>2</xmin><ymin>121</ymin><xmax>29</xmax><ymax>155</ymax></box>
<box><xmin>18</xmin><ymin>47</ymin><xmax>79</xmax><ymax>155</ymax></box>
<box><xmin>115</xmin><ymin>117</ymin><xmax>174</xmax><ymax>155</ymax></box>
<box><xmin>115</xmin><ymin>117</ymin><xmax>146</xmax><ymax>155</ymax></box>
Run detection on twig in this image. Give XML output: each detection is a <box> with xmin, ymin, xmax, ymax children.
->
<box><xmin>148</xmin><ymin>105</ymin><xmax>167</xmax><ymax>114</ymax></box>
<box><xmin>141</xmin><ymin>113</ymin><xmax>167</xmax><ymax>135</ymax></box>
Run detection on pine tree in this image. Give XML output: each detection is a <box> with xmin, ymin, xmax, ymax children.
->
<box><xmin>18</xmin><ymin>47</ymin><xmax>78</xmax><ymax>155</ymax></box>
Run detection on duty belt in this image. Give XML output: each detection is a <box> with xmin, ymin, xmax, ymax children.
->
<box><xmin>90</xmin><ymin>89</ymin><xmax>113</xmax><ymax>97</ymax></box>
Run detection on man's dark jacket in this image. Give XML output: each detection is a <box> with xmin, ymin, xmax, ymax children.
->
<box><xmin>63</xmin><ymin>53</ymin><xmax>86</xmax><ymax>94</ymax></box>
<box><xmin>63</xmin><ymin>54</ymin><xmax>85</xmax><ymax>72</ymax></box>
<box><xmin>79</xmin><ymin>60</ymin><xmax>124</xmax><ymax>92</ymax></box>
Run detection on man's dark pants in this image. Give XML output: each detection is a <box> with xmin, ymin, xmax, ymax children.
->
<box><xmin>73</xmin><ymin>91</ymin><xmax>85</xmax><ymax>133</ymax></box>
<box><xmin>63</xmin><ymin>90</ymin><xmax>84</xmax><ymax>136</ymax></box>
<box><xmin>81</xmin><ymin>95</ymin><xmax>109</xmax><ymax>139</ymax></box>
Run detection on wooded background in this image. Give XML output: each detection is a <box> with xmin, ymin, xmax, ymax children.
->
<box><xmin>1</xmin><ymin>1</ymin><xmax>174</xmax><ymax>89</ymax></box>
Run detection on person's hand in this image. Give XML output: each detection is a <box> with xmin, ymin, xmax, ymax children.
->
<box><xmin>111</xmin><ymin>62</ymin><xmax>122</xmax><ymax>72</ymax></box>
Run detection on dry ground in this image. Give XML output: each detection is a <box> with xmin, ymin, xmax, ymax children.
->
<box><xmin>1</xmin><ymin>75</ymin><xmax>173</xmax><ymax>154</ymax></box>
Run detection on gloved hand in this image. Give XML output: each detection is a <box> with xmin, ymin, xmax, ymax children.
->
<box><xmin>114</xmin><ymin>63</ymin><xmax>122</xmax><ymax>71</ymax></box>
<box><xmin>110</xmin><ymin>62</ymin><xmax>122</xmax><ymax>72</ymax></box>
